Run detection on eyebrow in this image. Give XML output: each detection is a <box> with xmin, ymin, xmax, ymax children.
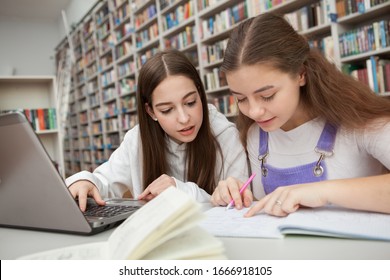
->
<box><xmin>231</xmin><ymin>85</ymin><xmax>274</xmax><ymax>95</ymax></box>
<box><xmin>154</xmin><ymin>91</ymin><xmax>197</xmax><ymax>107</ymax></box>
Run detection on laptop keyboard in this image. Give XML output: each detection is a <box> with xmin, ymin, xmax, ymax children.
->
<box><xmin>84</xmin><ymin>205</ymin><xmax>139</xmax><ymax>218</ymax></box>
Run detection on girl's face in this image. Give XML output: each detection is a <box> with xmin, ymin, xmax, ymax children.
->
<box><xmin>146</xmin><ymin>75</ymin><xmax>203</xmax><ymax>144</ymax></box>
<box><xmin>226</xmin><ymin>64</ymin><xmax>308</xmax><ymax>132</ymax></box>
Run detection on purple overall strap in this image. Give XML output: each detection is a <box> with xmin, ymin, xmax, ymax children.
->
<box><xmin>316</xmin><ymin>122</ymin><xmax>337</xmax><ymax>153</ymax></box>
<box><xmin>259</xmin><ymin>127</ymin><xmax>268</xmax><ymax>157</ymax></box>
<box><xmin>259</xmin><ymin>122</ymin><xmax>337</xmax><ymax>156</ymax></box>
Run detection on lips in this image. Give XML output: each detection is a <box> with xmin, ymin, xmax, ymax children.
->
<box><xmin>256</xmin><ymin>117</ymin><xmax>275</xmax><ymax>127</ymax></box>
<box><xmin>257</xmin><ymin>117</ymin><xmax>275</xmax><ymax>125</ymax></box>
<box><xmin>178</xmin><ymin>126</ymin><xmax>195</xmax><ymax>136</ymax></box>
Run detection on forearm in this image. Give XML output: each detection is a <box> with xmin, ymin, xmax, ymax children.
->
<box><xmin>174</xmin><ymin>178</ymin><xmax>211</xmax><ymax>203</ymax></box>
<box><xmin>322</xmin><ymin>174</ymin><xmax>390</xmax><ymax>214</ymax></box>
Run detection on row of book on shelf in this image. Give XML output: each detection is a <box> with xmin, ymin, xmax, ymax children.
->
<box><xmin>344</xmin><ymin>56</ymin><xmax>390</xmax><ymax>95</ymax></box>
<box><xmin>284</xmin><ymin>0</ymin><xmax>331</xmax><ymax>32</ymax></box>
<box><xmin>210</xmin><ymin>95</ymin><xmax>238</xmax><ymax>116</ymax></box>
<box><xmin>339</xmin><ymin>19</ymin><xmax>390</xmax><ymax>58</ymax></box>
<box><xmin>161</xmin><ymin>0</ymin><xmax>195</xmax><ymax>31</ymax></box>
<box><xmin>200</xmin><ymin>0</ymin><xmax>332</xmax><ymax>40</ymax></box>
<box><xmin>0</xmin><ymin>108</ymin><xmax>57</xmax><ymax>132</ymax></box>
<box><xmin>88</xmin><ymin>0</ymin><xmax>386</xmax><ymax>55</ymax></box>
<box><xmin>335</xmin><ymin>0</ymin><xmax>387</xmax><ymax>17</ymax></box>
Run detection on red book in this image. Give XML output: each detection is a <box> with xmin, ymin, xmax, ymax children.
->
<box><xmin>23</xmin><ymin>109</ymin><xmax>31</xmax><ymax>123</ymax></box>
<box><xmin>36</xmin><ymin>108</ymin><xmax>45</xmax><ymax>131</ymax></box>
<box><xmin>362</xmin><ymin>68</ymin><xmax>369</xmax><ymax>88</ymax></box>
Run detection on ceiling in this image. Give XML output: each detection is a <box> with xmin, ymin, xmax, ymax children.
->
<box><xmin>0</xmin><ymin>0</ymin><xmax>72</xmax><ymax>20</ymax></box>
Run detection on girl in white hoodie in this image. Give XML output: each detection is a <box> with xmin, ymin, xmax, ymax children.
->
<box><xmin>66</xmin><ymin>49</ymin><xmax>248</xmax><ymax>211</ymax></box>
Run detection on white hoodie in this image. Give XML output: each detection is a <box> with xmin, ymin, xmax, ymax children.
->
<box><xmin>65</xmin><ymin>105</ymin><xmax>248</xmax><ymax>202</ymax></box>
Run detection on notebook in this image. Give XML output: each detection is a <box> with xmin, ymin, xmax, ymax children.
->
<box><xmin>0</xmin><ymin>112</ymin><xmax>146</xmax><ymax>235</ymax></box>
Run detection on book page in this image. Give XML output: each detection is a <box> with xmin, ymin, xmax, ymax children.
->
<box><xmin>201</xmin><ymin>205</ymin><xmax>390</xmax><ymax>241</ymax></box>
<box><xmin>18</xmin><ymin>242</ymin><xmax>108</xmax><ymax>260</ymax></box>
<box><xmin>107</xmin><ymin>187</ymin><xmax>202</xmax><ymax>259</ymax></box>
<box><xmin>141</xmin><ymin>226</ymin><xmax>226</xmax><ymax>260</ymax></box>
<box><xmin>200</xmin><ymin>206</ymin><xmax>285</xmax><ymax>238</ymax></box>
<box><xmin>279</xmin><ymin>207</ymin><xmax>390</xmax><ymax>241</ymax></box>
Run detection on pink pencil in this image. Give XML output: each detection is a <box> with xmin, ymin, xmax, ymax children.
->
<box><xmin>226</xmin><ymin>173</ymin><xmax>256</xmax><ymax>210</ymax></box>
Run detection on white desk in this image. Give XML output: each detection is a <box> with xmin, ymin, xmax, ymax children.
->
<box><xmin>1</xmin><ymin>226</ymin><xmax>390</xmax><ymax>260</ymax></box>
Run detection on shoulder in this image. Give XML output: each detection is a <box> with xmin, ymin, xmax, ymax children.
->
<box><xmin>122</xmin><ymin>125</ymin><xmax>141</xmax><ymax>146</ymax></box>
<box><xmin>207</xmin><ymin>104</ymin><xmax>236</xmax><ymax>136</ymax></box>
<box><xmin>351</xmin><ymin>118</ymin><xmax>390</xmax><ymax>143</ymax></box>
<box><xmin>124</xmin><ymin>124</ymin><xmax>140</xmax><ymax>137</ymax></box>
<box><xmin>364</xmin><ymin>118</ymin><xmax>390</xmax><ymax>133</ymax></box>
<box><xmin>207</xmin><ymin>103</ymin><xmax>222</xmax><ymax>121</ymax></box>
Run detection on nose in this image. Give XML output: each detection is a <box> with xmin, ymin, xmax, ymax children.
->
<box><xmin>177</xmin><ymin>107</ymin><xmax>190</xmax><ymax>123</ymax></box>
<box><xmin>247</xmin><ymin>102</ymin><xmax>266</xmax><ymax>120</ymax></box>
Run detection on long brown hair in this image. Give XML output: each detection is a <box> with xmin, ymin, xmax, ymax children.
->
<box><xmin>136</xmin><ymin>49</ymin><xmax>222</xmax><ymax>194</ymax></box>
<box><xmin>221</xmin><ymin>12</ymin><xmax>390</xmax><ymax>147</ymax></box>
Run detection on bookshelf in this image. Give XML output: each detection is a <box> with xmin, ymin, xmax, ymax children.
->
<box><xmin>0</xmin><ymin>76</ymin><xmax>65</xmax><ymax>178</ymax></box>
<box><xmin>55</xmin><ymin>0</ymin><xmax>390</xmax><ymax>177</ymax></box>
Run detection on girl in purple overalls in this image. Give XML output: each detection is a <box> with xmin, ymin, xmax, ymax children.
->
<box><xmin>211</xmin><ymin>13</ymin><xmax>390</xmax><ymax>217</ymax></box>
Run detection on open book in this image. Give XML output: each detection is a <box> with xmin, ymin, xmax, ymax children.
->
<box><xmin>19</xmin><ymin>187</ymin><xmax>226</xmax><ymax>260</ymax></box>
<box><xmin>200</xmin><ymin>205</ymin><xmax>390</xmax><ymax>241</ymax></box>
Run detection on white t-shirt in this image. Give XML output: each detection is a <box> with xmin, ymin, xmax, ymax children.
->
<box><xmin>66</xmin><ymin>105</ymin><xmax>248</xmax><ymax>202</ymax></box>
<box><xmin>247</xmin><ymin>118</ymin><xmax>390</xmax><ymax>199</ymax></box>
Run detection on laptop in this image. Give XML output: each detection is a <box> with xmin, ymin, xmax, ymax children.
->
<box><xmin>0</xmin><ymin>112</ymin><xmax>146</xmax><ymax>235</ymax></box>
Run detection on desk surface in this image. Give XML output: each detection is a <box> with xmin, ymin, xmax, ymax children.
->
<box><xmin>1</xmin><ymin>226</ymin><xmax>390</xmax><ymax>260</ymax></box>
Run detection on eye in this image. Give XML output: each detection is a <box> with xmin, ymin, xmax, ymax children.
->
<box><xmin>261</xmin><ymin>94</ymin><xmax>275</xmax><ymax>102</ymax></box>
<box><xmin>160</xmin><ymin>108</ymin><xmax>172</xmax><ymax>114</ymax></box>
<box><xmin>236</xmin><ymin>97</ymin><xmax>247</xmax><ymax>103</ymax></box>
<box><xmin>186</xmin><ymin>100</ymin><xmax>197</xmax><ymax>107</ymax></box>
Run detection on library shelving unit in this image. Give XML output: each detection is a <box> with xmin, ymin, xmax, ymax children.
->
<box><xmin>55</xmin><ymin>0</ymin><xmax>390</xmax><ymax>177</ymax></box>
<box><xmin>0</xmin><ymin>76</ymin><xmax>65</xmax><ymax>178</ymax></box>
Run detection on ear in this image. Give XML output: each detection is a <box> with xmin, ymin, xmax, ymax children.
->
<box><xmin>145</xmin><ymin>103</ymin><xmax>157</xmax><ymax>121</ymax></box>
<box><xmin>298</xmin><ymin>68</ymin><xmax>307</xmax><ymax>86</ymax></box>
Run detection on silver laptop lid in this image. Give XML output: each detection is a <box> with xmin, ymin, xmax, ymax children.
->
<box><xmin>0</xmin><ymin>112</ymin><xmax>93</xmax><ymax>234</ymax></box>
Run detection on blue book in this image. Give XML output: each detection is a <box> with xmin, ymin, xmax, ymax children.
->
<box><xmin>379</xmin><ymin>20</ymin><xmax>387</xmax><ymax>49</ymax></box>
<box><xmin>370</xmin><ymin>56</ymin><xmax>379</xmax><ymax>94</ymax></box>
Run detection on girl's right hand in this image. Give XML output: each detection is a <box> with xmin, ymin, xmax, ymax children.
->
<box><xmin>68</xmin><ymin>180</ymin><xmax>105</xmax><ymax>212</ymax></box>
<box><xmin>138</xmin><ymin>174</ymin><xmax>176</xmax><ymax>201</ymax></box>
<box><xmin>211</xmin><ymin>177</ymin><xmax>253</xmax><ymax>209</ymax></box>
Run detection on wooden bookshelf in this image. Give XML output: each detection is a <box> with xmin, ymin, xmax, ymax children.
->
<box><xmin>55</xmin><ymin>0</ymin><xmax>390</xmax><ymax>176</ymax></box>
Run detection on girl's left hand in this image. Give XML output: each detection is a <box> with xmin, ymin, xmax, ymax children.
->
<box><xmin>245</xmin><ymin>183</ymin><xmax>328</xmax><ymax>217</ymax></box>
<box><xmin>138</xmin><ymin>174</ymin><xmax>176</xmax><ymax>201</ymax></box>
